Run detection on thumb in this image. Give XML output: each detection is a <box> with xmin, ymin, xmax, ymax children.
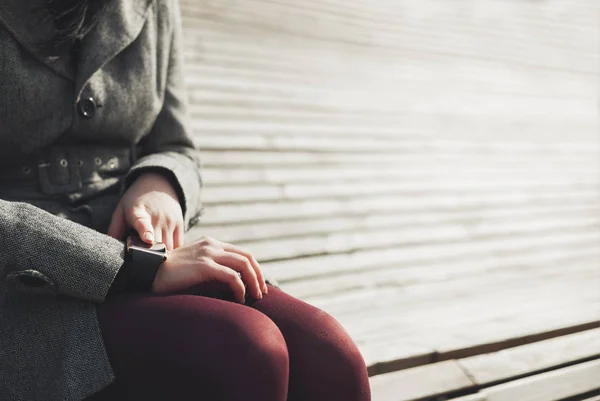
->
<box><xmin>131</xmin><ymin>208</ymin><xmax>155</xmax><ymax>244</ymax></box>
<box><xmin>107</xmin><ymin>204</ymin><xmax>126</xmax><ymax>240</ymax></box>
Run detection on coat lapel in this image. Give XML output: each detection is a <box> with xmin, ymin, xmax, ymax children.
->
<box><xmin>0</xmin><ymin>0</ymin><xmax>155</xmax><ymax>90</ymax></box>
<box><xmin>0</xmin><ymin>0</ymin><xmax>75</xmax><ymax>80</ymax></box>
<box><xmin>75</xmin><ymin>0</ymin><xmax>155</xmax><ymax>96</ymax></box>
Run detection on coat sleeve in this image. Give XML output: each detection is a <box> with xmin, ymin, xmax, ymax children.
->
<box><xmin>123</xmin><ymin>0</ymin><xmax>203</xmax><ymax>231</ymax></box>
<box><xmin>0</xmin><ymin>200</ymin><xmax>125</xmax><ymax>303</ymax></box>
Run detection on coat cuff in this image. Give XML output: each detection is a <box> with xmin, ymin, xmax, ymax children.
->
<box><xmin>1</xmin><ymin>201</ymin><xmax>125</xmax><ymax>303</ymax></box>
<box><xmin>123</xmin><ymin>151</ymin><xmax>203</xmax><ymax>231</ymax></box>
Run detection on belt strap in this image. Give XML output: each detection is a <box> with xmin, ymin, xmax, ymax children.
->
<box><xmin>0</xmin><ymin>146</ymin><xmax>135</xmax><ymax>195</ymax></box>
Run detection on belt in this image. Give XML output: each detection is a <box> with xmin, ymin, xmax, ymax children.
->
<box><xmin>0</xmin><ymin>145</ymin><xmax>136</xmax><ymax>196</ymax></box>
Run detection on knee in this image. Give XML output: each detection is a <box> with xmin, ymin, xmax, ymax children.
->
<box><xmin>237</xmin><ymin>311</ymin><xmax>290</xmax><ymax>373</ymax></box>
<box><xmin>316</xmin><ymin>311</ymin><xmax>367</xmax><ymax>372</ymax></box>
<box><xmin>217</xmin><ymin>308</ymin><xmax>290</xmax><ymax>379</ymax></box>
<box><xmin>301</xmin><ymin>308</ymin><xmax>370</xmax><ymax>395</ymax></box>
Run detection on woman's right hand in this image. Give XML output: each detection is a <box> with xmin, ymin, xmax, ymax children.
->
<box><xmin>151</xmin><ymin>236</ymin><xmax>268</xmax><ymax>303</ymax></box>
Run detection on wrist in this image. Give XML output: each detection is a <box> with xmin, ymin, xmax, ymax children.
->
<box><xmin>130</xmin><ymin>170</ymin><xmax>179</xmax><ymax>200</ymax></box>
<box><xmin>124</xmin><ymin>235</ymin><xmax>168</xmax><ymax>292</ymax></box>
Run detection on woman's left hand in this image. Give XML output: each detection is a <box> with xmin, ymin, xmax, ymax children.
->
<box><xmin>108</xmin><ymin>172</ymin><xmax>184</xmax><ymax>250</ymax></box>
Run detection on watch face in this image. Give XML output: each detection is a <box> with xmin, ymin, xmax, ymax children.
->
<box><xmin>127</xmin><ymin>235</ymin><xmax>167</xmax><ymax>252</ymax></box>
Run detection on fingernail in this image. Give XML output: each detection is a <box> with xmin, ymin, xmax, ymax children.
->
<box><xmin>258</xmin><ymin>291</ymin><xmax>263</xmax><ymax>299</ymax></box>
<box><xmin>263</xmin><ymin>285</ymin><xmax>269</xmax><ymax>294</ymax></box>
<box><xmin>144</xmin><ymin>232</ymin><xmax>154</xmax><ymax>242</ymax></box>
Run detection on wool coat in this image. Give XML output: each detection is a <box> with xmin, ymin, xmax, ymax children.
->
<box><xmin>0</xmin><ymin>0</ymin><xmax>203</xmax><ymax>399</ymax></box>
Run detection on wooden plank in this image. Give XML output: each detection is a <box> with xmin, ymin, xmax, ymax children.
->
<box><xmin>193</xmin><ymin>204</ymin><xmax>599</xmax><ymax>244</ymax></box>
<box><xmin>200</xmin><ymin>165</ymin><xmax>599</xmax><ymax>186</ymax></box>
<box><xmin>312</xmin><ymin>259</ymin><xmax>599</xmax><ymax>328</ymax></box>
<box><xmin>319</xmin><ymin>259</ymin><xmax>599</xmax><ymax>324</ymax></box>
<box><xmin>263</xmin><ymin>231</ymin><xmax>599</xmax><ymax>282</ymax></box>
<box><xmin>458</xmin><ymin>329</ymin><xmax>600</xmax><ymax>386</ymax></box>
<box><xmin>223</xmin><ymin>217</ymin><xmax>598</xmax><ymax>262</ymax></box>
<box><xmin>451</xmin><ymin>395</ymin><xmax>486</xmax><ymax>401</ymax></box>
<box><xmin>194</xmin><ymin>134</ymin><xmax>600</xmax><ymax>153</ymax></box>
<box><xmin>180</xmin><ymin>0</ymin><xmax>598</xmax><ymax>73</ymax></box>
<box><xmin>311</xmin><ymin>262</ymin><xmax>600</xmax><ymax>369</ymax></box>
<box><xmin>197</xmin><ymin>150</ymin><xmax>599</xmax><ymax>167</ymax></box>
<box><xmin>369</xmin><ymin>361</ymin><xmax>474</xmax><ymax>401</ymax></box>
<box><xmin>199</xmin><ymin>190</ymin><xmax>599</xmax><ymax>225</ymax></box>
<box><xmin>282</xmin><ymin>248</ymin><xmax>600</xmax><ymax>300</ymax></box>
<box><xmin>200</xmin><ymin>178</ymin><xmax>598</xmax><ymax>204</ymax></box>
<box><xmin>480</xmin><ymin>360</ymin><xmax>600</xmax><ymax>401</ymax></box>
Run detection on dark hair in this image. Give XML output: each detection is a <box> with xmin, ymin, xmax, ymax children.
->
<box><xmin>45</xmin><ymin>0</ymin><xmax>109</xmax><ymax>47</ymax></box>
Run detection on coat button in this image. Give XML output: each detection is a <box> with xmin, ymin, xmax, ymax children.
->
<box><xmin>78</xmin><ymin>97</ymin><xmax>97</xmax><ymax>118</ymax></box>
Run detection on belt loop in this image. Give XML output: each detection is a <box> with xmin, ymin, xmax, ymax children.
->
<box><xmin>37</xmin><ymin>147</ymin><xmax>83</xmax><ymax>195</ymax></box>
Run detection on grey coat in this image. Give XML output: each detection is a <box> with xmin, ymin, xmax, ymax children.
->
<box><xmin>0</xmin><ymin>0</ymin><xmax>202</xmax><ymax>399</ymax></box>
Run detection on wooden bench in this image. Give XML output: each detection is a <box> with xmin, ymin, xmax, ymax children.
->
<box><xmin>179</xmin><ymin>0</ymin><xmax>600</xmax><ymax>399</ymax></box>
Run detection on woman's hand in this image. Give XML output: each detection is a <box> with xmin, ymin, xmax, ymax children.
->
<box><xmin>108</xmin><ymin>172</ymin><xmax>184</xmax><ymax>250</ymax></box>
<box><xmin>152</xmin><ymin>236</ymin><xmax>268</xmax><ymax>302</ymax></box>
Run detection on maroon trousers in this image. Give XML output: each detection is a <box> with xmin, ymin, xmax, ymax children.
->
<box><xmin>86</xmin><ymin>284</ymin><xmax>371</xmax><ymax>401</ymax></box>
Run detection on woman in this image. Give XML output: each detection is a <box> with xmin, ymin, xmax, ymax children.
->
<box><xmin>0</xmin><ymin>0</ymin><xmax>371</xmax><ymax>400</ymax></box>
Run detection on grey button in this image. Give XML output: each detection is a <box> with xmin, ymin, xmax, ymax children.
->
<box><xmin>59</xmin><ymin>159</ymin><xmax>68</xmax><ymax>167</ymax></box>
<box><xmin>22</xmin><ymin>166</ymin><xmax>32</xmax><ymax>175</ymax></box>
<box><xmin>78</xmin><ymin>97</ymin><xmax>96</xmax><ymax>118</ymax></box>
<box><xmin>94</xmin><ymin>157</ymin><xmax>102</xmax><ymax>166</ymax></box>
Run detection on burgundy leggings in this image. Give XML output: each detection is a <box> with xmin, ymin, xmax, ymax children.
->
<box><xmin>85</xmin><ymin>284</ymin><xmax>371</xmax><ymax>401</ymax></box>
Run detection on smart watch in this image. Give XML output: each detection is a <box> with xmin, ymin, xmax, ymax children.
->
<box><xmin>125</xmin><ymin>235</ymin><xmax>168</xmax><ymax>291</ymax></box>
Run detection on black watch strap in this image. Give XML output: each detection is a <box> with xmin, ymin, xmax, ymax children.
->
<box><xmin>124</xmin><ymin>235</ymin><xmax>167</xmax><ymax>292</ymax></box>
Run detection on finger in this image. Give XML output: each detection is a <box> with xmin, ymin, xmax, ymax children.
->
<box><xmin>208</xmin><ymin>261</ymin><xmax>246</xmax><ymax>303</ymax></box>
<box><xmin>153</xmin><ymin>229</ymin><xmax>163</xmax><ymax>245</ymax></box>
<box><xmin>173</xmin><ymin>224</ymin><xmax>184</xmax><ymax>249</ymax></box>
<box><xmin>107</xmin><ymin>204</ymin><xmax>126</xmax><ymax>240</ymax></box>
<box><xmin>214</xmin><ymin>251</ymin><xmax>262</xmax><ymax>299</ymax></box>
<box><xmin>218</xmin><ymin>242</ymin><xmax>267</xmax><ymax>294</ymax></box>
<box><xmin>163</xmin><ymin>228</ymin><xmax>174</xmax><ymax>251</ymax></box>
<box><xmin>131</xmin><ymin>208</ymin><xmax>155</xmax><ymax>243</ymax></box>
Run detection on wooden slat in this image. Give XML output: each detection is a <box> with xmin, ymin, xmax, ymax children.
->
<box><xmin>199</xmin><ymin>190</ymin><xmax>599</xmax><ymax>225</ymax></box>
<box><xmin>263</xmin><ymin>231</ymin><xmax>599</xmax><ymax>282</ymax></box>
<box><xmin>369</xmin><ymin>361</ymin><xmax>474</xmax><ymax>401</ymax></box>
<box><xmin>180</xmin><ymin>0</ymin><xmax>598</xmax><ymax>73</ymax></box>
<box><xmin>369</xmin><ymin>330</ymin><xmax>600</xmax><ymax>401</ymax></box>
<box><xmin>458</xmin><ymin>329</ymin><xmax>600</xmax><ymax>386</ymax></box>
<box><xmin>197</xmin><ymin>150</ymin><xmax>599</xmax><ymax>167</ymax></box>
<box><xmin>195</xmin><ymin>204</ymin><xmax>599</xmax><ymax>244</ymax></box>
<box><xmin>200</xmin><ymin>179</ymin><xmax>598</xmax><ymax>204</ymax></box>
<box><xmin>201</xmin><ymin>165</ymin><xmax>599</xmax><ymax>186</ymax></box>
<box><xmin>480</xmin><ymin>360</ymin><xmax>600</xmax><ymax>401</ymax></box>
<box><xmin>311</xmin><ymin>261</ymin><xmax>600</xmax><ymax>368</ymax></box>
<box><xmin>194</xmin><ymin>134</ymin><xmax>600</xmax><ymax>152</ymax></box>
<box><xmin>452</xmin><ymin>395</ymin><xmax>486</xmax><ymax>401</ymax></box>
<box><xmin>283</xmin><ymin>248</ymin><xmax>600</xmax><ymax>300</ymax></box>
<box><xmin>230</xmin><ymin>217</ymin><xmax>598</xmax><ymax>262</ymax></box>
<box><xmin>285</xmin><ymin>270</ymin><xmax>600</xmax><ymax>370</ymax></box>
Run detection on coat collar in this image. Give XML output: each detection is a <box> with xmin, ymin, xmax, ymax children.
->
<box><xmin>0</xmin><ymin>0</ymin><xmax>74</xmax><ymax>79</ymax></box>
<box><xmin>0</xmin><ymin>0</ymin><xmax>154</xmax><ymax>90</ymax></box>
<box><xmin>75</xmin><ymin>0</ymin><xmax>154</xmax><ymax>95</ymax></box>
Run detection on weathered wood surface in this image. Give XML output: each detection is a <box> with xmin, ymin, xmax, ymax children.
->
<box><xmin>178</xmin><ymin>0</ymin><xmax>600</xmax><ymax>392</ymax></box>
<box><xmin>370</xmin><ymin>328</ymin><xmax>600</xmax><ymax>401</ymax></box>
<box><xmin>459</xmin><ymin>329</ymin><xmax>600</xmax><ymax>386</ymax></box>
<box><xmin>369</xmin><ymin>360</ymin><xmax>474</xmax><ymax>401</ymax></box>
<box><xmin>480</xmin><ymin>360</ymin><xmax>600</xmax><ymax>401</ymax></box>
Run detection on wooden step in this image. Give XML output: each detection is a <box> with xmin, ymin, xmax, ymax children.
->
<box><xmin>370</xmin><ymin>329</ymin><xmax>600</xmax><ymax>401</ymax></box>
<box><xmin>369</xmin><ymin>329</ymin><xmax>600</xmax><ymax>400</ymax></box>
